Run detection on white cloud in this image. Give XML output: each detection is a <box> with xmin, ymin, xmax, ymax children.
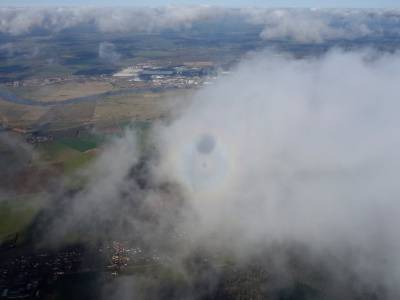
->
<box><xmin>98</xmin><ymin>42</ymin><xmax>121</xmax><ymax>63</ymax></box>
<box><xmin>244</xmin><ymin>8</ymin><xmax>400</xmax><ymax>43</ymax></box>
<box><xmin>1</xmin><ymin>7</ymin><xmax>400</xmax><ymax>44</ymax></box>
<box><xmin>0</xmin><ymin>42</ymin><xmax>15</xmax><ymax>57</ymax></box>
<box><xmin>153</xmin><ymin>49</ymin><xmax>400</xmax><ymax>296</ymax></box>
<box><xmin>44</xmin><ymin>49</ymin><xmax>400</xmax><ymax>298</ymax></box>
<box><xmin>0</xmin><ymin>6</ymin><xmax>224</xmax><ymax>35</ymax></box>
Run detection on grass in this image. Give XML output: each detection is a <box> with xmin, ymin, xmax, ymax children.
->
<box><xmin>38</xmin><ymin>141</ymin><xmax>72</xmax><ymax>160</ymax></box>
<box><xmin>63</xmin><ymin>152</ymin><xmax>95</xmax><ymax>174</ymax></box>
<box><xmin>58</xmin><ymin>137</ymin><xmax>97</xmax><ymax>152</ymax></box>
<box><xmin>58</xmin><ymin>135</ymin><xmax>104</xmax><ymax>152</ymax></box>
<box><xmin>0</xmin><ymin>136</ymin><xmax>100</xmax><ymax>243</ymax></box>
<box><xmin>0</xmin><ymin>194</ymin><xmax>46</xmax><ymax>240</ymax></box>
<box><xmin>37</xmin><ymin>140</ymin><xmax>96</xmax><ymax>174</ymax></box>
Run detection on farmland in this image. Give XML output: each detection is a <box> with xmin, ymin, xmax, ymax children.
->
<box><xmin>0</xmin><ymin>194</ymin><xmax>47</xmax><ymax>240</ymax></box>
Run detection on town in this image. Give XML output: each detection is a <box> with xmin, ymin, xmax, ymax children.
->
<box><xmin>0</xmin><ymin>241</ymin><xmax>167</xmax><ymax>299</ymax></box>
<box><xmin>1</xmin><ymin>61</ymin><xmax>226</xmax><ymax>94</ymax></box>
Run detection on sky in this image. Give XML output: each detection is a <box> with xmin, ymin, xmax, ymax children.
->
<box><xmin>1</xmin><ymin>0</ymin><xmax>400</xmax><ymax>8</ymax></box>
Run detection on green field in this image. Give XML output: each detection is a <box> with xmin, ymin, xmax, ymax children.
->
<box><xmin>58</xmin><ymin>135</ymin><xmax>104</xmax><ymax>152</ymax></box>
<box><xmin>0</xmin><ymin>194</ymin><xmax>46</xmax><ymax>240</ymax></box>
<box><xmin>37</xmin><ymin>141</ymin><xmax>96</xmax><ymax>173</ymax></box>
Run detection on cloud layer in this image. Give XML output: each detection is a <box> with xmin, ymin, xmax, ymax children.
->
<box><xmin>1</xmin><ymin>7</ymin><xmax>400</xmax><ymax>43</ymax></box>
<box><xmin>98</xmin><ymin>42</ymin><xmax>121</xmax><ymax>64</ymax></box>
<box><xmin>37</xmin><ymin>49</ymin><xmax>400</xmax><ymax>298</ymax></box>
<box><xmin>245</xmin><ymin>8</ymin><xmax>400</xmax><ymax>43</ymax></box>
<box><xmin>0</xmin><ymin>6</ymin><xmax>223</xmax><ymax>35</ymax></box>
<box><xmin>154</xmin><ymin>49</ymin><xmax>400</xmax><ymax>297</ymax></box>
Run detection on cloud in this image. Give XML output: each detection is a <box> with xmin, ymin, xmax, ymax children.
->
<box><xmin>45</xmin><ymin>130</ymin><xmax>140</xmax><ymax>240</ymax></box>
<box><xmin>35</xmin><ymin>49</ymin><xmax>400</xmax><ymax>298</ymax></box>
<box><xmin>0</xmin><ymin>7</ymin><xmax>90</xmax><ymax>35</ymax></box>
<box><xmin>156</xmin><ymin>49</ymin><xmax>400</xmax><ymax>255</ymax></box>
<box><xmin>92</xmin><ymin>6</ymin><xmax>224</xmax><ymax>33</ymax></box>
<box><xmin>0</xmin><ymin>6</ymin><xmax>224</xmax><ymax>35</ymax></box>
<box><xmin>155</xmin><ymin>49</ymin><xmax>400</xmax><ymax>296</ymax></box>
<box><xmin>159</xmin><ymin>49</ymin><xmax>400</xmax><ymax>297</ymax></box>
<box><xmin>98</xmin><ymin>42</ymin><xmax>121</xmax><ymax>64</ymax></box>
<box><xmin>244</xmin><ymin>8</ymin><xmax>400</xmax><ymax>43</ymax></box>
<box><xmin>0</xmin><ymin>42</ymin><xmax>15</xmax><ymax>57</ymax></box>
<box><xmin>2</xmin><ymin>7</ymin><xmax>400</xmax><ymax>44</ymax></box>
<box><xmin>0</xmin><ymin>132</ymin><xmax>33</xmax><ymax>198</ymax></box>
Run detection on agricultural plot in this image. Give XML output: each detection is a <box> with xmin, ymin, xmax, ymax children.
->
<box><xmin>0</xmin><ymin>194</ymin><xmax>47</xmax><ymax>240</ymax></box>
<box><xmin>37</xmin><ymin>102</ymin><xmax>96</xmax><ymax>130</ymax></box>
<box><xmin>37</xmin><ymin>141</ymin><xmax>96</xmax><ymax>174</ymax></box>
<box><xmin>0</xmin><ymin>99</ymin><xmax>49</xmax><ymax>128</ymax></box>
<box><xmin>58</xmin><ymin>135</ymin><xmax>104</xmax><ymax>152</ymax></box>
<box><xmin>8</xmin><ymin>81</ymin><xmax>114</xmax><ymax>103</ymax></box>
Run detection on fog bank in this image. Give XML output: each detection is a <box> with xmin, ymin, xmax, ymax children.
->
<box><xmin>2</xmin><ymin>7</ymin><xmax>400</xmax><ymax>43</ymax></box>
<box><xmin>39</xmin><ymin>49</ymin><xmax>400</xmax><ymax>298</ymax></box>
<box><xmin>153</xmin><ymin>49</ymin><xmax>400</xmax><ymax>297</ymax></box>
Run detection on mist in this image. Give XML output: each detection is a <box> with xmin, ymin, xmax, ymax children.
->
<box><xmin>244</xmin><ymin>8</ymin><xmax>400</xmax><ymax>43</ymax></box>
<box><xmin>0</xmin><ymin>6</ymin><xmax>224</xmax><ymax>35</ymax></box>
<box><xmin>98</xmin><ymin>42</ymin><xmax>121</xmax><ymax>64</ymax></box>
<box><xmin>30</xmin><ymin>48</ymin><xmax>400</xmax><ymax>298</ymax></box>
<box><xmin>0</xmin><ymin>132</ymin><xmax>34</xmax><ymax>198</ymax></box>
<box><xmin>2</xmin><ymin>7</ymin><xmax>400</xmax><ymax>43</ymax></box>
<box><xmin>153</xmin><ymin>48</ymin><xmax>400</xmax><ymax>294</ymax></box>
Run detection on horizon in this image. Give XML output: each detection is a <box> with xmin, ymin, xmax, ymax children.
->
<box><xmin>1</xmin><ymin>0</ymin><xmax>400</xmax><ymax>9</ymax></box>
